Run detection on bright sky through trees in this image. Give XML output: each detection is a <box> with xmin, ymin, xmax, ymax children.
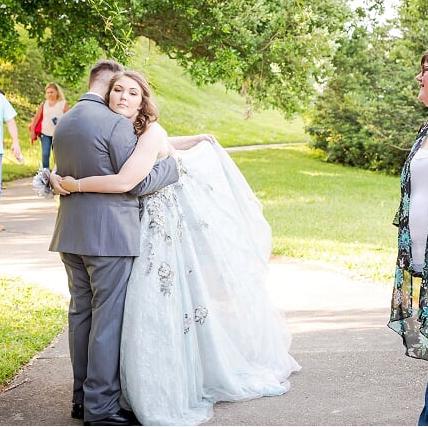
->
<box><xmin>351</xmin><ymin>0</ymin><xmax>399</xmax><ymax>23</ymax></box>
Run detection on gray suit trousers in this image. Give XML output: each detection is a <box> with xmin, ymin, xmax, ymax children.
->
<box><xmin>60</xmin><ymin>253</ymin><xmax>134</xmax><ymax>422</ymax></box>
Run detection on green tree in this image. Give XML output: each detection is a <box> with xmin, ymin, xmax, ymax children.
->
<box><xmin>398</xmin><ymin>0</ymin><xmax>428</xmax><ymax>58</ymax></box>
<box><xmin>0</xmin><ymin>0</ymin><xmax>133</xmax><ymax>82</ymax></box>
<box><xmin>132</xmin><ymin>0</ymin><xmax>351</xmax><ymax>115</ymax></box>
<box><xmin>0</xmin><ymin>0</ymin><xmax>350</xmax><ymax>115</ymax></box>
<box><xmin>306</xmin><ymin>3</ymin><xmax>427</xmax><ymax>173</ymax></box>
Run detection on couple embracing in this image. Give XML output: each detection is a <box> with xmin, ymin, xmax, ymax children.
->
<box><xmin>49</xmin><ymin>59</ymin><xmax>300</xmax><ymax>426</ymax></box>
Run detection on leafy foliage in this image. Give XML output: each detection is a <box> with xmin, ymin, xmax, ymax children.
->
<box><xmin>398</xmin><ymin>0</ymin><xmax>428</xmax><ymax>58</ymax></box>
<box><xmin>132</xmin><ymin>0</ymin><xmax>351</xmax><ymax>115</ymax></box>
<box><xmin>0</xmin><ymin>0</ymin><xmax>350</xmax><ymax>115</ymax></box>
<box><xmin>306</xmin><ymin>4</ymin><xmax>428</xmax><ymax>174</ymax></box>
<box><xmin>0</xmin><ymin>0</ymin><xmax>133</xmax><ymax>82</ymax></box>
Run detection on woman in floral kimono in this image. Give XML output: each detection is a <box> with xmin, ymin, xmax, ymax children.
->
<box><xmin>389</xmin><ymin>51</ymin><xmax>428</xmax><ymax>426</ymax></box>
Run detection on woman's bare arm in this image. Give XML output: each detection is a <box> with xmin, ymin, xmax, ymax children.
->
<box><xmin>168</xmin><ymin>133</ymin><xmax>217</xmax><ymax>150</ymax></box>
<box><xmin>61</xmin><ymin>123</ymin><xmax>171</xmax><ymax>193</ymax></box>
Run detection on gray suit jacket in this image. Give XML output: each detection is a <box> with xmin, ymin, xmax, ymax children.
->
<box><xmin>49</xmin><ymin>93</ymin><xmax>179</xmax><ymax>256</ymax></box>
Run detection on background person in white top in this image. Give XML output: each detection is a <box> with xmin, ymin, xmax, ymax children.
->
<box><xmin>29</xmin><ymin>82</ymin><xmax>69</xmax><ymax>170</ymax></box>
<box><xmin>0</xmin><ymin>90</ymin><xmax>22</xmax><ymax>194</ymax></box>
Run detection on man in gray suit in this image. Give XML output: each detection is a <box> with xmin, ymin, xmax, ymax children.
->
<box><xmin>49</xmin><ymin>60</ymin><xmax>179</xmax><ymax>426</ymax></box>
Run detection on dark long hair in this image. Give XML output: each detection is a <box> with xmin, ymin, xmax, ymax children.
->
<box><xmin>105</xmin><ymin>71</ymin><xmax>159</xmax><ymax>137</ymax></box>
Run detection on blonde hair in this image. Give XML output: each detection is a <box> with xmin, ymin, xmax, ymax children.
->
<box><xmin>105</xmin><ymin>71</ymin><xmax>159</xmax><ymax>137</ymax></box>
<box><xmin>45</xmin><ymin>82</ymin><xmax>65</xmax><ymax>101</ymax></box>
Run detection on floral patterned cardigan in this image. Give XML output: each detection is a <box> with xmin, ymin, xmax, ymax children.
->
<box><xmin>389</xmin><ymin>122</ymin><xmax>428</xmax><ymax>360</ymax></box>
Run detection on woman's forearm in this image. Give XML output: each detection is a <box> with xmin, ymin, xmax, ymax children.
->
<box><xmin>168</xmin><ymin>133</ymin><xmax>216</xmax><ymax>150</ymax></box>
<box><xmin>168</xmin><ymin>135</ymin><xmax>199</xmax><ymax>150</ymax></box>
<box><xmin>79</xmin><ymin>174</ymin><xmax>137</xmax><ymax>193</ymax></box>
<box><xmin>65</xmin><ymin>124</ymin><xmax>164</xmax><ymax>194</ymax></box>
<box><xmin>6</xmin><ymin>119</ymin><xmax>19</xmax><ymax>146</ymax></box>
<box><xmin>78</xmin><ymin>146</ymin><xmax>159</xmax><ymax>193</ymax></box>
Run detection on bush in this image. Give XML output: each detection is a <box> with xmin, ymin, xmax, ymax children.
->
<box><xmin>306</xmin><ymin>24</ymin><xmax>427</xmax><ymax>174</ymax></box>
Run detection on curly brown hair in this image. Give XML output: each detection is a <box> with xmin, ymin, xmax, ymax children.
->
<box><xmin>105</xmin><ymin>70</ymin><xmax>159</xmax><ymax>137</ymax></box>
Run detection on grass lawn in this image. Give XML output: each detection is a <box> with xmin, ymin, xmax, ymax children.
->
<box><xmin>2</xmin><ymin>37</ymin><xmax>306</xmax><ymax>183</ymax></box>
<box><xmin>132</xmin><ymin>39</ymin><xmax>307</xmax><ymax>147</ymax></box>
<box><xmin>2</xmin><ymin>143</ymin><xmax>41</xmax><ymax>183</ymax></box>
<box><xmin>0</xmin><ymin>277</ymin><xmax>67</xmax><ymax>387</ymax></box>
<box><xmin>232</xmin><ymin>145</ymin><xmax>399</xmax><ymax>283</ymax></box>
<box><xmin>0</xmin><ymin>138</ymin><xmax>400</xmax><ymax>389</ymax></box>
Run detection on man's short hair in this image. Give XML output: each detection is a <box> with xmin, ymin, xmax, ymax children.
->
<box><xmin>89</xmin><ymin>60</ymin><xmax>124</xmax><ymax>87</ymax></box>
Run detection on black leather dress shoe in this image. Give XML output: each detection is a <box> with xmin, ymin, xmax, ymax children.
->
<box><xmin>122</xmin><ymin>410</ymin><xmax>141</xmax><ymax>426</ymax></box>
<box><xmin>71</xmin><ymin>403</ymin><xmax>84</xmax><ymax>419</ymax></box>
<box><xmin>83</xmin><ymin>410</ymin><xmax>136</xmax><ymax>426</ymax></box>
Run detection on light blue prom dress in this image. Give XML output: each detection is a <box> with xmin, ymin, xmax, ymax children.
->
<box><xmin>120</xmin><ymin>141</ymin><xmax>301</xmax><ymax>425</ymax></box>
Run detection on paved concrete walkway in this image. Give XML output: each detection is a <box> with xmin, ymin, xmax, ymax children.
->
<box><xmin>224</xmin><ymin>143</ymin><xmax>296</xmax><ymax>153</ymax></box>
<box><xmin>0</xmin><ymin>176</ymin><xmax>427</xmax><ymax>425</ymax></box>
<box><xmin>0</xmin><ymin>178</ymin><xmax>68</xmax><ymax>297</ymax></box>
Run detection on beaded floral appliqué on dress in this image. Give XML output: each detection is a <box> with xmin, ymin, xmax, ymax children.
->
<box><xmin>183</xmin><ymin>306</ymin><xmax>209</xmax><ymax>334</ymax></box>
<box><xmin>139</xmin><ymin>162</ymin><xmax>187</xmax><ymax>296</ymax></box>
<box><xmin>158</xmin><ymin>262</ymin><xmax>174</xmax><ymax>296</ymax></box>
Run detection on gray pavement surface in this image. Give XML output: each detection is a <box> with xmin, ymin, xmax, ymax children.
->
<box><xmin>0</xmin><ymin>177</ymin><xmax>427</xmax><ymax>426</ymax></box>
<box><xmin>224</xmin><ymin>143</ymin><xmax>294</xmax><ymax>153</ymax></box>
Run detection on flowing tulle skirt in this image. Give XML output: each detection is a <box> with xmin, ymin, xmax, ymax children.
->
<box><xmin>120</xmin><ymin>141</ymin><xmax>301</xmax><ymax>425</ymax></box>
